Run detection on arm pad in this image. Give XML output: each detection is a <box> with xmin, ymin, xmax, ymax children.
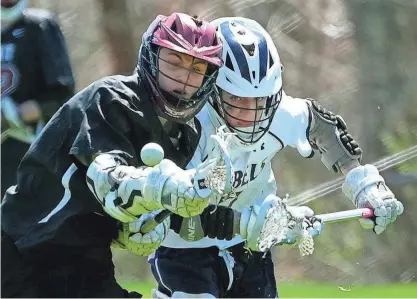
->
<box><xmin>306</xmin><ymin>99</ymin><xmax>363</xmax><ymax>173</ymax></box>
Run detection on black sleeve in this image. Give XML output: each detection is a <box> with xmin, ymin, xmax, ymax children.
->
<box><xmin>68</xmin><ymin>86</ymin><xmax>141</xmax><ymax>167</ymax></box>
<box><xmin>36</xmin><ymin>15</ymin><xmax>75</xmax><ymax>119</ymax></box>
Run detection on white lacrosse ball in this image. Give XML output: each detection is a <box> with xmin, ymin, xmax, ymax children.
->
<box><xmin>140</xmin><ymin>143</ymin><xmax>164</xmax><ymax>167</ymax></box>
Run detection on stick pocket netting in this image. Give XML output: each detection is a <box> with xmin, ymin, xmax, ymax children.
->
<box><xmin>258</xmin><ymin>197</ymin><xmax>316</xmax><ymax>256</ymax></box>
<box><xmin>204</xmin><ymin>126</ymin><xmax>236</xmax><ymax>196</ymax></box>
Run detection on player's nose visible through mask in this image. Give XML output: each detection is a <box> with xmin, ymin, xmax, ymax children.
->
<box><xmin>157</xmin><ymin>53</ymin><xmax>215</xmax><ymax>110</ymax></box>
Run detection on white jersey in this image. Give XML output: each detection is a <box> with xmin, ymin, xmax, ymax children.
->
<box><xmin>162</xmin><ymin>93</ymin><xmax>314</xmax><ymax>249</ymax></box>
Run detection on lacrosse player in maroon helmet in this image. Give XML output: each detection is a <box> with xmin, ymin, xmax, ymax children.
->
<box><xmin>1</xmin><ymin>13</ymin><xmax>222</xmax><ymax>297</ymax></box>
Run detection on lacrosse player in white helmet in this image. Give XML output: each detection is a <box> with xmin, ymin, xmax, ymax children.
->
<box><xmin>147</xmin><ymin>17</ymin><xmax>404</xmax><ymax>298</ymax></box>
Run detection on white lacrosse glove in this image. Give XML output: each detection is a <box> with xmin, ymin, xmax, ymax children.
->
<box><xmin>240</xmin><ymin>195</ymin><xmax>324</xmax><ymax>252</ymax></box>
<box><xmin>151</xmin><ymin>159</ymin><xmax>210</xmax><ymax>217</ymax></box>
<box><xmin>342</xmin><ymin>164</ymin><xmax>404</xmax><ymax>234</ymax></box>
<box><xmin>112</xmin><ymin>210</ymin><xmax>170</xmax><ymax>256</ymax></box>
<box><xmin>87</xmin><ymin>154</ymin><xmax>209</xmax><ymax>222</ymax></box>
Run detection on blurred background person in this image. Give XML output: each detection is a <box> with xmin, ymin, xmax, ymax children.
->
<box><xmin>1</xmin><ymin>0</ymin><xmax>75</xmax><ymax>196</ymax></box>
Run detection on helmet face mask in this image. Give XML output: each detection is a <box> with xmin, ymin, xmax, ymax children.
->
<box><xmin>213</xmin><ymin>88</ymin><xmax>282</xmax><ymax>144</ymax></box>
<box><xmin>138</xmin><ymin>13</ymin><xmax>222</xmax><ymax>124</ymax></box>
<box><xmin>142</xmin><ymin>44</ymin><xmax>219</xmax><ymax>121</ymax></box>
<box><xmin>211</xmin><ymin>17</ymin><xmax>284</xmax><ymax>145</ymax></box>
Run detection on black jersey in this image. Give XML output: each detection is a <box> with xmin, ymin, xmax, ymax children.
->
<box><xmin>1</xmin><ymin>8</ymin><xmax>74</xmax><ymax>118</ymax></box>
<box><xmin>1</xmin><ymin>74</ymin><xmax>201</xmax><ymax>250</ymax></box>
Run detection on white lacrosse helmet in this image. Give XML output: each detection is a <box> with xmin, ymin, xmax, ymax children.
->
<box><xmin>210</xmin><ymin>17</ymin><xmax>283</xmax><ymax>146</ymax></box>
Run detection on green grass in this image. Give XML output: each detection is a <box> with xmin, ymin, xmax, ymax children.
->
<box><xmin>120</xmin><ymin>281</ymin><xmax>417</xmax><ymax>298</ymax></box>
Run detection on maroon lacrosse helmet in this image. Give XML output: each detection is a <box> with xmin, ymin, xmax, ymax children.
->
<box><xmin>138</xmin><ymin>13</ymin><xmax>223</xmax><ymax>123</ymax></box>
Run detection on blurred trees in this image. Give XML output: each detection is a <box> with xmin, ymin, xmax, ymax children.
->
<box><xmin>96</xmin><ymin>0</ymin><xmax>137</xmax><ymax>74</ymax></box>
<box><xmin>346</xmin><ymin>0</ymin><xmax>417</xmax><ymax>162</ymax></box>
<box><xmin>345</xmin><ymin>0</ymin><xmax>417</xmax><ymax>283</ymax></box>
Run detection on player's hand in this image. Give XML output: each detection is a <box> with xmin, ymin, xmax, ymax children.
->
<box><xmin>148</xmin><ymin>159</ymin><xmax>210</xmax><ymax>217</ymax></box>
<box><xmin>87</xmin><ymin>154</ymin><xmax>210</xmax><ymax>222</ymax></box>
<box><xmin>114</xmin><ymin>159</ymin><xmax>211</xmax><ymax>218</ymax></box>
<box><xmin>342</xmin><ymin>164</ymin><xmax>404</xmax><ymax>234</ymax></box>
<box><xmin>19</xmin><ymin>100</ymin><xmax>42</xmax><ymax>123</ymax></box>
<box><xmin>112</xmin><ymin>210</ymin><xmax>170</xmax><ymax>256</ymax></box>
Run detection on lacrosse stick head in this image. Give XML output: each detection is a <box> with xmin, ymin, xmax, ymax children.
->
<box><xmin>256</xmin><ymin>195</ymin><xmax>316</xmax><ymax>256</ymax></box>
<box><xmin>194</xmin><ymin>125</ymin><xmax>235</xmax><ymax>198</ymax></box>
<box><xmin>256</xmin><ymin>196</ymin><xmax>293</xmax><ymax>252</ymax></box>
<box><xmin>298</xmin><ymin>229</ymin><xmax>315</xmax><ymax>256</ymax></box>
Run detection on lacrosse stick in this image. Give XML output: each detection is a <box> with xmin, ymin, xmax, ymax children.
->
<box><xmin>245</xmin><ymin>204</ymin><xmax>375</xmax><ymax>256</ymax></box>
<box><xmin>139</xmin><ymin>126</ymin><xmax>236</xmax><ymax>234</ymax></box>
<box><xmin>1</xmin><ymin>96</ymin><xmax>44</xmax><ymax>144</ymax></box>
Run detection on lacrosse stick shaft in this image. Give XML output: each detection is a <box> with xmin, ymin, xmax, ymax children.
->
<box><xmin>316</xmin><ymin>208</ymin><xmax>374</xmax><ymax>224</ymax></box>
<box><xmin>140</xmin><ymin>210</ymin><xmax>172</xmax><ymax>234</ymax></box>
<box><xmin>1</xmin><ymin>129</ymin><xmax>11</xmax><ymax>144</ymax></box>
<box><xmin>139</xmin><ymin>207</ymin><xmax>374</xmax><ymax>240</ymax></box>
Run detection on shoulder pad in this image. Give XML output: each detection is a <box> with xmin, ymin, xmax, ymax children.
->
<box><xmin>270</xmin><ymin>93</ymin><xmax>313</xmax><ymax>158</ymax></box>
